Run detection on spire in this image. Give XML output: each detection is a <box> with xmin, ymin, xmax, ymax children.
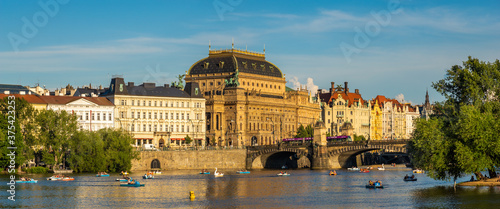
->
<box><xmin>232</xmin><ymin>38</ymin><xmax>234</xmax><ymax>49</ymax></box>
<box><xmin>263</xmin><ymin>44</ymin><xmax>266</xmax><ymax>53</ymax></box>
<box><xmin>209</xmin><ymin>40</ymin><xmax>211</xmax><ymax>50</ymax></box>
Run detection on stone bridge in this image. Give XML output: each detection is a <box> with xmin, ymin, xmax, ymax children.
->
<box><xmin>246</xmin><ymin>140</ymin><xmax>409</xmax><ymax>169</ymax></box>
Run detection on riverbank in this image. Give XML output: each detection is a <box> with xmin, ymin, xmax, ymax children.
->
<box><xmin>458</xmin><ymin>178</ymin><xmax>500</xmax><ymax>186</ymax></box>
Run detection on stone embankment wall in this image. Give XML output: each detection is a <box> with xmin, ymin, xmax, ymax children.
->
<box><xmin>131</xmin><ymin>149</ymin><xmax>247</xmax><ymax>171</ymax></box>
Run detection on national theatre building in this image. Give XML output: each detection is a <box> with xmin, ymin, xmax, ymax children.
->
<box><xmin>185</xmin><ymin>44</ymin><xmax>321</xmax><ymax>146</ymax></box>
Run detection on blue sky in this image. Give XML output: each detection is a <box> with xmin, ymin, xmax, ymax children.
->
<box><xmin>1</xmin><ymin>0</ymin><xmax>499</xmax><ymax>104</ymax></box>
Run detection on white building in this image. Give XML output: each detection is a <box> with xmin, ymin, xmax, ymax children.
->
<box><xmin>101</xmin><ymin>77</ymin><xmax>206</xmax><ymax>148</ymax></box>
<box><xmin>39</xmin><ymin>96</ymin><xmax>115</xmax><ymax>131</ymax></box>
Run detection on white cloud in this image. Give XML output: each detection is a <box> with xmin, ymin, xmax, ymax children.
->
<box><xmin>395</xmin><ymin>93</ymin><xmax>405</xmax><ymax>103</ymax></box>
<box><xmin>287</xmin><ymin>76</ymin><xmax>318</xmax><ymax>96</ymax></box>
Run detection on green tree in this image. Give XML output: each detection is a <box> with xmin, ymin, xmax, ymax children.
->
<box><xmin>353</xmin><ymin>134</ymin><xmax>366</xmax><ymax>141</ymax></box>
<box><xmin>184</xmin><ymin>135</ymin><xmax>192</xmax><ymax>145</ymax></box>
<box><xmin>295</xmin><ymin>124</ymin><xmax>313</xmax><ymax>138</ymax></box>
<box><xmin>68</xmin><ymin>130</ymin><xmax>107</xmax><ymax>173</ymax></box>
<box><xmin>36</xmin><ymin>109</ymin><xmax>78</xmax><ymax>169</ymax></box>
<box><xmin>0</xmin><ymin>97</ymin><xmax>37</xmax><ymax>169</ymax></box>
<box><xmin>100</xmin><ymin>128</ymin><xmax>139</xmax><ymax>172</ymax></box>
<box><xmin>409</xmin><ymin>57</ymin><xmax>500</xmax><ymax>186</ymax></box>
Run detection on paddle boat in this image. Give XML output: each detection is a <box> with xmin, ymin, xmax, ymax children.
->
<box><xmin>120</xmin><ymin>181</ymin><xmax>144</xmax><ymax>187</ymax></box>
<box><xmin>413</xmin><ymin>169</ymin><xmax>424</xmax><ymax>174</ymax></box>
<box><xmin>214</xmin><ymin>168</ymin><xmax>224</xmax><ymax>177</ymax></box>
<box><xmin>200</xmin><ymin>169</ymin><xmax>210</xmax><ymax>174</ymax></box>
<box><xmin>47</xmin><ymin>175</ymin><xmax>63</xmax><ymax>181</ymax></box>
<box><xmin>236</xmin><ymin>169</ymin><xmax>250</xmax><ymax>174</ymax></box>
<box><xmin>96</xmin><ymin>172</ymin><xmax>110</xmax><ymax>177</ymax></box>
<box><xmin>120</xmin><ymin>171</ymin><xmax>129</xmax><ymax>175</ymax></box>
<box><xmin>329</xmin><ymin>170</ymin><xmax>337</xmax><ymax>176</ymax></box>
<box><xmin>404</xmin><ymin>175</ymin><xmax>417</xmax><ymax>181</ymax></box>
<box><xmin>366</xmin><ymin>180</ymin><xmax>383</xmax><ymax>189</ymax></box>
<box><xmin>347</xmin><ymin>167</ymin><xmax>360</xmax><ymax>171</ymax></box>
<box><xmin>152</xmin><ymin>170</ymin><xmax>162</xmax><ymax>175</ymax></box>
<box><xmin>143</xmin><ymin>174</ymin><xmax>154</xmax><ymax>179</ymax></box>
<box><xmin>116</xmin><ymin>177</ymin><xmax>132</xmax><ymax>182</ymax></box>
<box><xmin>359</xmin><ymin>169</ymin><xmax>370</xmax><ymax>173</ymax></box>
<box><xmin>61</xmin><ymin>177</ymin><xmax>75</xmax><ymax>181</ymax></box>
<box><xmin>16</xmin><ymin>177</ymin><xmax>38</xmax><ymax>183</ymax></box>
<box><xmin>277</xmin><ymin>171</ymin><xmax>290</xmax><ymax>176</ymax></box>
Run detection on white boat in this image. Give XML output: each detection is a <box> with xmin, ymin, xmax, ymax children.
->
<box><xmin>377</xmin><ymin>165</ymin><xmax>385</xmax><ymax>170</ymax></box>
<box><xmin>347</xmin><ymin>167</ymin><xmax>360</xmax><ymax>171</ymax></box>
<box><xmin>277</xmin><ymin>173</ymin><xmax>290</xmax><ymax>176</ymax></box>
<box><xmin>214</xmin><ymin>168</ymin><xmax>224</xmax><ymax>177</ymax></box>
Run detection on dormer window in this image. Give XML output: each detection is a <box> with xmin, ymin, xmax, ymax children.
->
<box><xmin>204</xmin><ymin>62</ymin><xmax>209</xmax><ymax>69</ymax></box>
<box><xmin>261</xmin><ymin>64</ymin><xmax>265</xmax><ymax>71</ymax></box>
<box><xmin>242</xmin><ymin>61</ymin><xmax>247</xmax><ymax>69</ymax></box>
<box><xmin>252</xmin><ymin>63</ymin><xmax>256</xmax><ymax>70</ymax></box>
<box><xmin>269</xmin><ymin>66</ymin><xmax>274</xmax><ymax>72</ymax></box>
<box><xmin>219</xmin><ymin>61</ymin><xmax>224</xmax><ymax>69</ymax></box>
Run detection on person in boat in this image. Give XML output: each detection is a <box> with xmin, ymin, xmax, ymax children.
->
<box><xmin>377</xmin><ymin>180</ymin><xmax>382</xmax><ymax>185</ymax></box>
<box><xmin>368</xmin><ymin>180</ymin><xmax>373</xmax><ymax>186</ymax></box>
<box><xmin>411</xmin><ymin>175</ymin><xmax>415</xmax><ymax>179</ymax></box>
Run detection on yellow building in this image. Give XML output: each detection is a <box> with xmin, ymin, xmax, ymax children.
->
<box><xmin>370</xmin><ymin>99</ymin><xmax>383</xmax><ymax>140</ymax></box>
<box><xmin>185</xmin><ymin>45</ymin><xmax>321</xmax><ymax>146</ymax></box>
<box><xmin>318</xmin><ymin>82</ymin><xmax>370</xmax><ymax>139</ymax></box>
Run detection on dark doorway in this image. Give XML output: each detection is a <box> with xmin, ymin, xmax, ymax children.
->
<box><xmin>151</xmin><ymin>159</ymin><xmax>161</xmax><ymax>169</ymax></box>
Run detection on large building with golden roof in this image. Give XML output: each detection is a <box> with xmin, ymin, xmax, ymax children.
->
<box><xmin>184</xmin><ymin>44</ymin><xmax>321</xmax><ymax>146</ymax></box>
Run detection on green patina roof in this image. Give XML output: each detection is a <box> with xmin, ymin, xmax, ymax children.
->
<box><xmin>285</xmin><ymin>86</ymin><xmax>294</xmax><ymax>92</ymax></box>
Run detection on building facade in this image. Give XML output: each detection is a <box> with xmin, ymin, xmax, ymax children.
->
<box><xmin>39</xmin><ymin>96</ymin><xmax>115</xmax><ymax>131</ymax></box>
<box><xmin>318</xmin><ymin>82</ymin><xmax>370</xmax><ymax>139</ymax></box>
<box><xmin>184</xmin><ymin>45</ymin><xmax>321</xmax><ymax>146</ymax></box>
<box><xmin>101</xmin><ymin>77</ymin><xmax>206</xmax><ymax>148</ymax></box>
<box><xmin>370</xmin><ymin>95</ymin><xmax>419</xmax><ymax>140</ymax></box>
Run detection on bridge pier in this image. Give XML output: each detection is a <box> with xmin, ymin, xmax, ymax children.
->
<box><xmin>311</xmin><ymin>120</ymin><xmax>331</xmax><ymax>170</ymax></box>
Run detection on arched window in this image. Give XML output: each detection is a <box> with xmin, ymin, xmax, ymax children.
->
<box><xmin>151</xmin><ymin>159</ymin><xmax>161</xmax><ymax>169</ymax></box>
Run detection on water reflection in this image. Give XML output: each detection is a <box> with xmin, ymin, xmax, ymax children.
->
<box><xmin>1</xmin><ymin>170</ymin><xmax>499</xmax><ymax>208</ymax></box>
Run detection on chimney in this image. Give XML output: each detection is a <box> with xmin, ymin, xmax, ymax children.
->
<box><xmin>164</xmin><ymin>84</ymin><xmax>170</xmax><ymax>88</ymax></box>
<box><xmin>330</xmin><ymin>82</ymin><xmax>335</xmax><ymax>95</ymax></box>
<box><xmin>355</xmin><ymin>89</ymin><xmax>359</xmax><ymax>94</ymax></box>
<box><xmin>128</xmin><ymin>82</ymin><xmax>134</xmax><ymax>87</ymax></box>
<box><xmin>344</xmin><ymin>82</ymin><xmax>349</xmax><ymax>94</ymax></box>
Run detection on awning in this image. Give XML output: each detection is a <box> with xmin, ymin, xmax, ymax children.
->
<box><xmin>171</xmin><ymin>138</ymin><xmax>185</xmax><ymax>141</ymax></box>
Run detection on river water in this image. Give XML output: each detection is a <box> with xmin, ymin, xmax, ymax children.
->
<box><xmin>1</xmin><ymin>169</ymin><xmax>499</xmax><ymax>208</ymax></box>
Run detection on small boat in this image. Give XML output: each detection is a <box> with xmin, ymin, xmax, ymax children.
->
<box><xmin>143</xmin><ymin>174</ymin><xmax>154</xmax><ymax>179</ymax></box>
<box><xmin>236</xmin><ymin>170</ymin><xmax>250</xmax><ymax>174</ymax></box>
<box><xmin>96</xmin><ymin>174</ymin><xmax>110</xmax><ymax>177</ymax></box>
<box><xmin>365</xmin><ymin>184</ymin><xmax>384</xmax><ymax>189</ymax></box>
<box><xmin>277</xmin><ymin>173</ymin><xmax>290</xmax><ymax>176</ymax></box>
<box><xmin>214</xmin><ymin>168</ymin><xmax>224</xmax><ymax>177</ymax></box>
<box><xmin>152</xmin><ymin>171</ymin><xmax>162</xmax><ymax>175</ymax></box>
<box><xmin>404</xmin><ymin>176</ymin><xmax>417</xmax><ymax>181</ymax></box>
<box><xmin>61</xmin><ymin>177</ymin><xmax>75</xmax><ymax>181</ymax></box>
<box><xmin>347</xmin><ymin>167</ymin><xmax>360</xmax><ymax>171</ymax></box>
<box><xmin>200</xmin><ymin>172</ymin><xmax>210</xmax><ymax>174</ymax></box>
<box><xmin>120</xmin><ymin>171</ymin><xmax>129</xmax><ymax>175</ymax></box>
<box><xmin>120</xmin><ymin>181</ymin><xmax>144</xmax><ymax>187</ymax></box>
<box><xmin>116</xmin><ymin>177</ymin><xmax>132</xmax><ymax>182</ymax></box>
<box><xmin>359</xmin><ymin>169</ymin><xmax>370</xmax><ymax>173</ymax></box>
<box><xmin>47</xmin><ymin>176</ymin><xmax>62</xmax><ymax>181</ymax></box>
<box><xmin>16</xmin><ymin>179</ymin><xmax>38</xmax><ymax>183</ymax></box>
<box><xmin>329</xmin><ymin>171</ymin><xmax>337</xmax><ymax>176</ymax></box>
<box><xmin>413</xmin><ymin>169</ymin><xmax>424</xmax><ymax>174</ymax></box>
<box><xmin>377</xmin><ymin>167</ymin><xmax>385</xmax><ymax>171</ymax></box>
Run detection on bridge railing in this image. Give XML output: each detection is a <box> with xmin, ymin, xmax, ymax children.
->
<box><xmin>135</xmin><ymin>145</ymin><xmax>247</xmax><ymax>152</ymax></box>
<box><xmin>327</xmin><ymin>139</ymin><xmax>410</xmax><ymax>147</ymax></box>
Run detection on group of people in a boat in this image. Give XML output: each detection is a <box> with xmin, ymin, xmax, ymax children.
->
<box><xmin>405</xmin><ymin>174</ymin><xmax>415</xmax><ymax>179</ymax></box>
<box><xmin>98</xmin><ymin>172</ymin><xmax>108</xmax><ymax>175</ymax></box>
<box><xmin>238</xmin><ymin>169</ymin><xmax>248</xmax><ymax>172</ymax></box>
<box><xmin>329</xmin><ymin>170</ymin><xmax>337</xmax><ymax>175</ymax></box>
<box><xmin>279</xmin><ymin>171</ymin><xmax>288</xmax><ymax>175</ymax></box>
<box><xmin>368</xmin><ymin>180</ymin><xmax>382</xmax><ymax>186</ymax></box>
<box><xmin>19</xmin><ymin>177</ymin><xmax>34</xmax><ymax>181</ymax></box>
<box><xmin>201</xmin><ymin>169</ymin><xmax>209</xmax><ymax>173</ymax></box>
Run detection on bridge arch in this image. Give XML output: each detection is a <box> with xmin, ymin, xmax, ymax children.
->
<box><xmin>327</xmin><ymin>144</ymin><xmax>407</xmax><ymax>168</ymax></box>
<box><xmin>248</xmin><ymin>147</ymin><xmax>312</xmax><ymax>169</ymax></box>
<box><xmin>151</xmin><ymin>159</ymin><xmax>161</xmax><ymax>169</ymax></box>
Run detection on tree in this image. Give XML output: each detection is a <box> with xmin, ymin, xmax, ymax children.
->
<box><xmin>353</xmin><ymin>134</ymin><xmax>366</xmax><ymax>141</ymax></box>
<box><xmin>184</xmin><ymin>135</ymin><xmax>192</xmax><ymax>145</ymax></box>
<box><xmin>100</xmin><ymin>128</ymin><xmax>139</xmax><ymax>172</ymax></box>
<box><xmin>295</xmin><ymin>124</ymin><xmax>314</xmax><ymax>138</ymax></box>
<box><xmin>68</xmin><ymin>131</ymin><xmax>107</xmax><ymax>173</ymax></box>
<box><xmin>36</xmin><ymin>109</ymin><xmax>78</xmax><ymax>169</ymax></box>
<box><xmin>409</xmin><ymin>57</ymin><xmax>500</xmax><ymax>186</ymax></box>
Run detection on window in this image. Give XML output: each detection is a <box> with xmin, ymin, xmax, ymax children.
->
<box><xmin>181</xmin><ymin>125</ymin><xmax>184</xmax><ymax>132</ymax></box>
<box><xmin>187</xmin><ymin>126</ymin><xmax>189</xmax><ymax>133</ymax></box>
<box><xmin>159</xmin><ymin>113</ymin><xmax>162</xmax><ymax>120</ymax></box>
<box><xmin>149</xmin><ymin>101</ymin><xmax>151</xmax><ymax>106</ymax></box>
<box><xmin>86</xmin><ymin>113</ymin><xmax>89</xmax><ymax>120</ymax></box>
<box><xmin>170</xmin><ymin>113</ymin><xmax>174</xmax><ymax>120</ymax></box>
<box><xmin>143</xmin><ymin>124</ymin><xmax>146</xmax><ymax>132</ymax></box>
<box><xmin>154</xmin><ymin>125</ymin><xmax>157</xmax><ymax>132</ymax></box>
<box><xmin>176</xmin><ymin>113</ymin><xmax>179</xmax><ymax>120</ymax></box>
<box><xmin>154</xmin><ymin>101</ymin><xmax>157</xmax><ymax>106</ymax></box>
<box><xmin>181</xmin><ymin>102</ymin><xmax>184</xmax><ymax>107</ymax></box>
<box><xmin>97</xmin><ymin>113</ymin><xmax>100</xmax><ymax>121</ymax></box>
<box><xmin>170</xmin><ymin>125</ymin><xmax>173</xmax><ymax>132</ymax></box>
<box><xmin>328</xmin><ymin>111</ymin><xmax>330</xmax><ymax>116</ymax></box>
<box><xmin>186</xmin><ymin>102</ymin><xmax>189</xmax><ymax>107</ymax></box>
<box><xmin>143</xmin><ymin>101</ymin><xmax>146</xmax><ymax>106</ymax></box>
<box><xmin>108</xmin><ymin>113</ymin><xmax>111</xmax><ymax>121</ymax></box>
<box><xmin>210</xmin><ymin>82</ymin><xmax>213</xmax><ymax>86</ymax></box>
<box><xmin>131</xmin><ymin>112</ymin><xmax>134</xmax><ymax>118</ymax></box>
<box><xmin>175</xmin><ymin>125</ymin><xmax>178</xmax><ymax>132</ymax></box>
<box><xmin>181</xmin><ymin>113</ymin><xmax>184</xmax><ymax>120</ymax></box>
<box><xmin>143</xmin><ymin>112</ymin><xmax>146</xmax><ymax>119</ymax></box>
<box><xmin>131</xmin><ymin>124</ymin><xmax>135</xmax><ymax>132</ymax></box>
<box><xmin>187</xmin><ymin>113</ymin><xmax>190</xmax><ymax>120</ymax></box>
<box><xmin>218</xmin><ymin>82</ymin><xmax>221</xmax><ymax>85</ymax></box>
<box><xmin>132</xmin><ymin>100</ymin><xmax>135</xmax><ymax>106</ymax></box>
<box><xmin>154</xmin><ymin>112</ymin><xmax>157</xmax><ymax>119</ymax></box>
<box><xmin>170</xmin><ymin>102</ymin><xmax>174</xmax><ymax>107</ymax></box>
<box><xmin>149</xmin><ymin>112</ymin><xmax>152</xmax><ymax>119</ymax></box>
<box><xmin>120</xmin><ymin>100</ymin><xmax>124</xmax><ymax>105</ymax></box>
<box><xmin>176</xmin><ymin>102</ymin><xmax>179</xmax><ymax>107</ymax></box>
<box><xmin>138</xmin><ymin>101</ymin><xmax>141</xmax><ymax>106</ymax></box>
<box><xmin>160</xmin><ymin>101</ymin><xmax>162</xmax><ymax>106</ymax></box>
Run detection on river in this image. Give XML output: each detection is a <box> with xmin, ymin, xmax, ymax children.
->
<box><xmin>2</xmin><ymin>169</ymin><xmax>499</xmax><ymax>208</ymax></box>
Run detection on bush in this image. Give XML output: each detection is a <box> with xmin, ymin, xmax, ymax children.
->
<box><xmin>26</xmin><ymin>166</ymin><xmax>49</xmax><ymax>174</ymax></box>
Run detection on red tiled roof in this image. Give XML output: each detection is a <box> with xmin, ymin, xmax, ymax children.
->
<box><xmin>39</xmin><ymin>96</ymin><xmax>114</xmax><ymax>106</ymax></box>
<box><xmin>319</xmin><ymin>91</ymin><xmax>365</xmax><ymax>107</ymax></box>
<box><xmin>0</xmin><ymin>94</ymin><xmax>47</xmax><ymax>104</ymax></box>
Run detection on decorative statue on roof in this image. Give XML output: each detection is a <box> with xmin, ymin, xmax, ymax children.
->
<box><xmin>336</xmin><ymin>85</ymin><xmax>344</xmax><ymax>91</ymax></box>
<box><xmin>171</xmin><ymin>74</ymin><xmax>185</xmax><ymax>89</ymax></box>
<box><xmin>225</xmin><ymin>70</ymin><xmax>240</xmax><ymax>87</ymax></box>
